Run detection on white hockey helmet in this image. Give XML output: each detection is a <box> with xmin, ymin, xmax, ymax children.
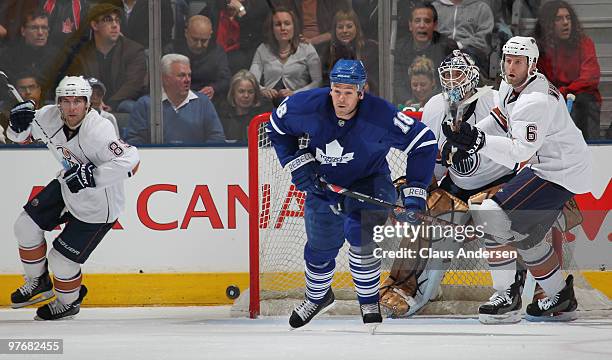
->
<box><xmin>438</xmin><ymin>50</ymin><xmax>480</xmax><ymax>105</ymax></box>
<box><xmin>55</xmin><ymin>76</ymin><xmax>93</xmax><ymax>106</ymax></box>
<box><xmin>500</xmin><ymin>36</ymin><xmax>539</xmax><ymax>82</ymax></box>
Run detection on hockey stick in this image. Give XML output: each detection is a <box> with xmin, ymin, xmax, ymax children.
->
<box><xmin>321</xmin><ymin>180</ymin><xmax>509</xmax><ymax>244</ymax></box>
<box><xmin>449</xmin><ymin>85</ymin><xmax>493</xmax><ymax>128</ymax></box>
<box><xmin>1</xmin><ymin>71</ymin><xmax>70</xmax><ymax>170</ymax></box>
<box><xmin>566</xmin><ymin>93</ymin><xmax>575</xmax><ymax>113</ymax></box>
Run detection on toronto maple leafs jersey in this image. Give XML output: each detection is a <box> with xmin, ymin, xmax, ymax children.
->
<box><xmin>477</xmin><ymin>73</ymin><xmax>592</xmax><ymax>194</ymax></box>
<box><xmin>8</xmin><ymin>105</ymin><xmax>140</xmax><ymax>223</ymax></box>
<box><xmin>422</xmin><ymin>88</ymin><xmax>514</xmax><ymax>190</ymax></box>
<box><xmin>267</xmin><ymin>87</ymin><xmax>437</xmax><ymax>190</ymax></box>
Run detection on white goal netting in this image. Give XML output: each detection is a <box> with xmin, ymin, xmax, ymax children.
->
<box><xmin>232</xmin><ymin>114</ymin><xmax>611</xmax><ymax>318</ymax></box>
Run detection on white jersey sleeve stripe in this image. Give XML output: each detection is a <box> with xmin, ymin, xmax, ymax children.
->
<box><xmin>403</xmin><ymin>127</ymin><xmax>430</xmax><ymax>154</ymax></box>
<box><xmin>416</xmin><ymin>139</ymin><xmax>437</xmax><ymax>150</ymax></box>
<box><xmin>269</xmin><ymin>114</ymin><xmax>286</xmax><ymax>135</ymax></box>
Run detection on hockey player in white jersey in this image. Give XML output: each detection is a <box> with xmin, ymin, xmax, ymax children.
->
<box><xmin>443</xmin><ymin>36</ymin><xmax>592</xmax><ymax>322</ymax></box>
<box><xmin>380</xmin><ymin>50</ymin><xmax>521</xmax><ymax>320</ymax></box>
<box><xmin>7</xmin><ymin>76</ymin><xmax>140</xmax><ymax>320</ymax></box>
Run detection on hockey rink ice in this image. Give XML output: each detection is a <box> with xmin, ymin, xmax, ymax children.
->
<box><xmin>1</xmin><ymin>306</ymin><xmax>611</xmax><ymax>360</ymax></box>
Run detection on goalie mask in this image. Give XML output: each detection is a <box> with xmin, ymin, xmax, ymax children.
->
<box><xmin>438</xmin><ymin>50</ymin><xmax>479</xmax><ymax>106</ymax></box>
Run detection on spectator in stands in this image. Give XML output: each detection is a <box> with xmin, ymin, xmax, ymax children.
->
<box><xmin>432</xmin><ymin>0</ymin><xmax>493</xmax><ymax>73</ymax></box>
<box><xmin>399</xmin><ymin>56</ymin><xmax>437</xmax><ymax>111</ymax></box>
<box><xmin>0</xmin><ymin>10</ymin><xmax>60</xmax><ymax>100</ymax></box>
<box><xmin>0</xmin><ymin>11</ymin><xmax>59</xmax><ymax>98</ymax></box>
<box><xmin>320</xmin><ymin>9</ymin><xmax>378</xmax><ymax>94</ymax></box>
<box><xmin>0</xmin><ymin>70</ymin><xmax>46</xmax><ymax>143</ymax></box>
<box><xmin>98</xmin><ymin>0</ymin><xmax>174</xmax><ymax>49</ymax></box>
<box><xmin>164</xmin><ymin>15</ymin><xmax>231</xmax><ymax>103</ymax></box>
<box><xmin>87</xmin><ymin>77</ymin><xmax>119</xmax><ymax>136</ymax></box>
<box><xmin>393</xmin><ymin>2</ymin><xmax>458</xmax><ymax>103</ymax></box>
<box><xmin>15</xmin><ymin>71</ymin><xmax>46</xmax><ymax>108</ymax></box>
<box><xmin>200</xmin><ymin>0</ymin><xmax>272</xmax><ymax>75</ymax></box>
<box><xmin>0</xmin><ymin>1</ymin><xmax>41</xmax><ymax>45</ymax></box>
<box><xmin>282</xmin><ymin>0</ymin><xmax>351</xmax><ymax>53</ymax></box>
<box><xmin>217</xmin><ymin>69</ymin><xmax>271</xmax><ymax>143</ymax></box>
<box><xmin>67</xmin><ymin>3</ymin><xmax>146</xmax><ymax>113</ymax></box>
<box><xmin>535</xmin><ymin>0</ymin><xmax>602</xmax><ymax>140</ymax></box>
<box><xmin>125</xmin><ymin>54</ymin><xmax>225</xmax><ymax>145</ymax></box>
<box><xmin>41</xmin><ymin>0</ymin><xmax>90</xmax><ymax>48</ymax></box>
<box><xmin>250</xmin><ymin>7</ymin><xmax>322</xmax><ymax>105</ymax></box>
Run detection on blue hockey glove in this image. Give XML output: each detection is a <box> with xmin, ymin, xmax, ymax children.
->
<box><xmin>442</xmin><ymin>120</ymin><xmax>485</xmax><ymax>154</ymax></box>
<box><xmin>396</xmin><ymin>183</ymin><xmax>427</xmax><ymax>225</ymax></box>
<box><xmin>64</xmin><ymin>163</ymin><xmax>96</xmax><ymax>193</ymax></box>
<box><xmin>439</xmin><ymin>141</ymin><xmax>471</xmax><ymax>168</ymax></box>
<box><xmin>9</xmin><ymin>101</ymin><xmax>36</xmax><ymax>133</ymax></box>
<box><xmin>285</xmin><ymin>149</ymin><xmax>324</xmax><ymax>195</ymax></box>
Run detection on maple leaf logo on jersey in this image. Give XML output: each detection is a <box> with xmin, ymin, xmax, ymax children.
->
<box><xmin>316</xmin><ymin>140</ymin><xmax>354</xmax><ymax>167</ymax></box>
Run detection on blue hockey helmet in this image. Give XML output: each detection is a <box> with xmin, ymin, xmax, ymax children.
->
<box><xmin>330</xmin><ymin>59</ymin><xmax>367</xmax><ymax>91</ymax></box>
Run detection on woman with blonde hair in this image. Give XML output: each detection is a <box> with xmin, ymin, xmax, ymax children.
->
<box><xmin>218</xmin><ymin>69</ymin><xmax>271</xmax><ymax>143</ymax></box>
<box><xmin>400</xmin><ymin>56</ymin><xmax>437</xmax><ymax>111</ymax></box>
<box><xmin>249</xmin><ymin>7</ymin><xmax>322</xmax><ymax>105</ymax></box>
<box><xmin>321</xmin><ymin>9</ymin><xmax>378</xmax><ymax>93</ymax></box>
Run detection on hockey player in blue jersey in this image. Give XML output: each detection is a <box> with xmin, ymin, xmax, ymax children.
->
<box><xmin>267</xmin><ymin>59</ymin><xmax>437</xmax><ymax>331</ymax></box>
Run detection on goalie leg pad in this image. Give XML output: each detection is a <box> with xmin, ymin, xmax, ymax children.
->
<box><xmin>380</xmin><ymin>189</ymin><xmax>469</xmax><ymax>317</ymax></box>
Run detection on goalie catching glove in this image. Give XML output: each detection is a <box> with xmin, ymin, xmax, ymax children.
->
<box><xmin>9</xmin><ymin>101</ymin><xmax>36</xmax><ymax>133</ymax></box>
<box><xmin>63</xmin><ymin>162</ymin><xmax>96</xmax><ymax>193</ymax></box>
<box><xmin>285</xmin><ymin>148</ymin><xmax>324</xmax><ymax>195</ymax></box>
<box><xmin>442</xmin><ymin>120</ymin><xmax>485</xmax><ymax>154</ymax></box>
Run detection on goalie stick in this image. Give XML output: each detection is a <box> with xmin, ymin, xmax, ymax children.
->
<box><xmin>0</xmin><ymin>70</ymin><xmax>70</xmax><ymax>170</ymax></box>
<box><xmin>449</xmin><ymin>85</ymin><xmax>493</xmax><ymax>129</ymax></box>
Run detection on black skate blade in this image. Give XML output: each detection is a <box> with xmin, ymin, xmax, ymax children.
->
<box><xmin>11</xmin><ymin>290</ymin><xmax>55</xmax><ymax>309</ymax></box>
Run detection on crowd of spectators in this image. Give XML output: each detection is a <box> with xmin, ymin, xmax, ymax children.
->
<box><xmin>0</xmin><ymin>0</ymin><xmax>608</xmax><ymax>145</ymax></box>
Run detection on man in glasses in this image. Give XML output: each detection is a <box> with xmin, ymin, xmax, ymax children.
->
<box><xmin>67</xmin><ymin>3</ymin><xmax>146</xmax><ymax>113</ymax></box>
<box><xmin>0</xmin><ymin>10</ymin><xmax>59</xmax><ymax>96</ymax></box>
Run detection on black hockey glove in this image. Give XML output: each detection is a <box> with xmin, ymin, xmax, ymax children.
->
<box><xmin>9</xmin><ymin>101</ymin><xmax>36</xmax><ymax>133</ymax></box>
<box><xmin>286</xmin><ymin>148</ymin><xmax>324</xmax><ymax>195</ymax></box>
<box><xmin>439</xmin><ymin>141</ymin><xmax>471</xmax><ymax>167</ymax></box>
<box><xmin>395</xmin><ymin>183</ymin><xmax>427</xmax><ymax>225</ymax></box>
<box><xmin>64</xmin><ymin>163</ymin><xmax>97</xmax><ymax>193</ymax></box>
<box><xmin>442</xmin><ymin>120</ymin><xmax>485</xmax><ymax>154</ymax></box>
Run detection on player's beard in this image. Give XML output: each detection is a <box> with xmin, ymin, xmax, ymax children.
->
<box><xmin>59</xmin><ymin>106</ymin><xmax>88</xmax><ymax>130</ymax></box>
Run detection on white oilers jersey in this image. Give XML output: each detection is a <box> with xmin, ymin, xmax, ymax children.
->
<box><xmin>8</xmin><ymin>105</ymin><xmax>140</xmax><ymax>223</ymax></box>
<box><xmin>478</xmin><ymin>73</ymin><xmax>592</xmax><ymax>194</ymax></box>
<box><xmin>422</xmin><ymin>88</ymin><xmax>514</xmax><ymax>190</ymax></box>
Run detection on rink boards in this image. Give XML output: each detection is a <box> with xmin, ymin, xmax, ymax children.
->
<box><xmin>0</xmin><ymin>145</ymin><xmax>610</xmax><ymax>306</ymax></box>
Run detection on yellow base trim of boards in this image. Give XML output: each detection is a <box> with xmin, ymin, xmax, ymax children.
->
<box><xmin>0</xmin><ymin>271</ymin><xmax>609</xmax><ymax>307</ymax></box>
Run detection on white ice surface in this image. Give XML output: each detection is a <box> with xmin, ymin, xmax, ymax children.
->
<box><xmin>1</xmin><ymin>306</ymin><xmax>611</xmax><ymax>360</ymax></box>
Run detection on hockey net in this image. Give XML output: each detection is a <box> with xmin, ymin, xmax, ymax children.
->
<box><xmin>233</xmin><ymin>113</ymin><xmax>611</xmax><ymax>318</ymax></box>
